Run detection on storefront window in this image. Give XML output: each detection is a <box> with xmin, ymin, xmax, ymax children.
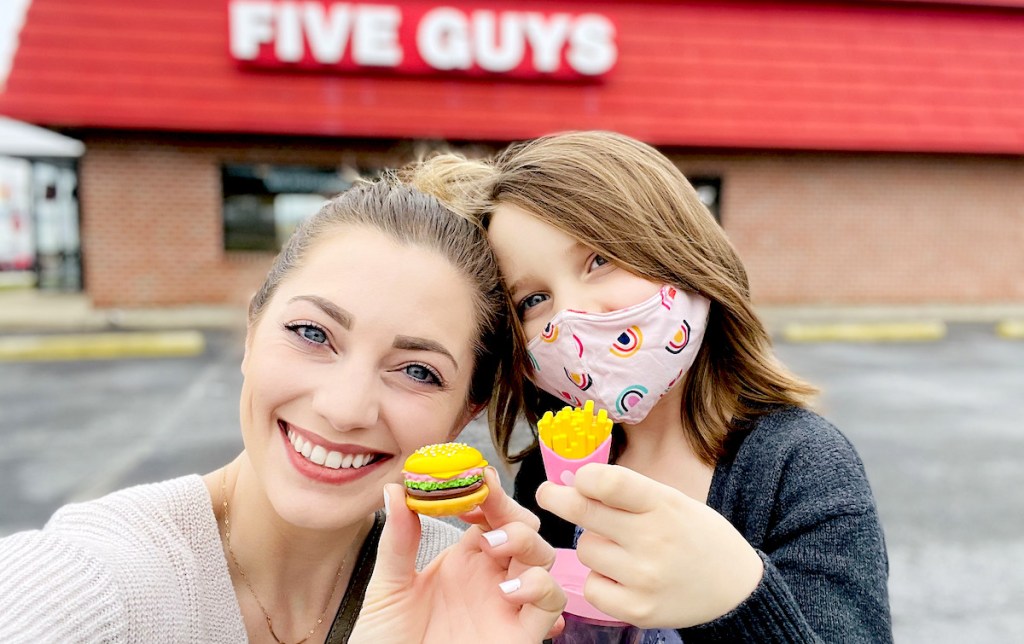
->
<box><xmin>689</xmin><ymin>176</ymin><xmax>722</xmax><ymax>223</ymax></box>
<box><xmin>222</xmin><ymin>164</ymin><xmax>358</xmax><ymax>251</ymax></box>
<box><xmin>0</xmin><ymin>157</ymin><xmax>79</xmax><ymax>290</ymax></box>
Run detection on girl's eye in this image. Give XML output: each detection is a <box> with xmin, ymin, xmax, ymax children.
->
<box><xmin>518</xmin><ymin>293</ymin><xmax>550</xmax><ymax>317</ymax></box>
<box><xmin>588</xmin><ymin>254</ymin><xmax>610</xmax><ymax>272</ymax></box>
<box><xmin>402</xmin><ymin>363</ymin><xmax>445</xmax><ymax>387</ymax></box>
<box><xmin>285</xmin><ymin>323</ymin><xmax>329</xmax><ymax>347</ymax></box>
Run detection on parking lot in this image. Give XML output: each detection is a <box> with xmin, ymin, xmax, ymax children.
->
<box><xmin>1</xmin><ymin>325</ymin><xmax>1022</xmax><ymax>643</ymax></box>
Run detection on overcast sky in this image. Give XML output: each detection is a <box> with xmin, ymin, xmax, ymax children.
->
<box><xmin>0</xmin><ymin>0</ymin><xmax>31</xmax><ymax>93</ymax></box>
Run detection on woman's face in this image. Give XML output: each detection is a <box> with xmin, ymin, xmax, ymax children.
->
<box><xmin>488</xmin><ymin>203</ymin><xmax>662</xmax><ymax>341</ymax></box>
<box><xmin>240</xmin><ymin>225</ymin><xmax>481</xmax><ymax>530</ymax></box>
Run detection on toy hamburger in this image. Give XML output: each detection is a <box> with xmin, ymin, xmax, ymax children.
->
<box><xmin>402</xmin><ymin>442</ymin><xmax>489</xmax><ymax>517</ymax></box>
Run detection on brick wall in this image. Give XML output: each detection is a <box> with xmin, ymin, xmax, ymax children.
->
<box><xmin>676</xmin><ymin>151</ymin><xmax>1024</xmax><ymax>305</ymax></box>
<box><xmin>77</xmin><ymin>133</ymin><xmax>423</xmax><ymax>307</ymax></box>
<box><xmin>76</xmin><ymin>133</ymin><xmax>1024</xmax><ymax>307</ymax></box>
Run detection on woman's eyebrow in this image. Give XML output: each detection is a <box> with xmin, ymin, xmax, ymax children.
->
<box><xmin>288</xmin><ymin>295</ymin><xmax>353</xmax><ymax>329</ymax></box>
<box><xmin>393</xmin><ymin>335</ymin><xmax>458</xmax><ymax>371</ymax></box>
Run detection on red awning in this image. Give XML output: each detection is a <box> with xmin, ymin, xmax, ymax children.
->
<box><xmin>1</xmin><ymin>0</ymin><xmax>1022</xmax><ymax>153</ymax></box>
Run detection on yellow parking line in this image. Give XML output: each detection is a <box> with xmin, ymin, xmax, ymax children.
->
<box><xmin>0</xmin><ymin>331</ymin><xmax>206</xmax><ymax>361</ymax></box>
<box><xmin>782</xmin><ymin>321</ymin><xmax>947</xmax><ymax>343</ymax></box>
<box><xmin>996</xmin><ymin>320</ymin><xmax>1024</xmax><ymax>339</ymax></box>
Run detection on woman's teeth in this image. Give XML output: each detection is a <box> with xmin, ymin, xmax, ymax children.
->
<box><xmin>287</xmin><ymin>429</ymin><xmax>374</xmax><ymax>470</ymax></box>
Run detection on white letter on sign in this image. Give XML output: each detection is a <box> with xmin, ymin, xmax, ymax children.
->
<box><xmin>523</xmin><ymin>12</ymin><xmax>571</xmax><ymax>73</ymax></box>
<box><xmin>230</xmin><ymin>0</ymin><xmax>275</xmax><ymax>60</ymax></box>
<box><xmin>304</xmin><ymin>3</ymin><xmax>353</xmax><ymax>64</ymax></box>
<box><xmin>417</xmin><ymin>8</ymin><xmax>472</xmax><ymax>70</ymax></box>
<box><xmin>472</xmin><ymin>11</ymin><xmax>524</xmax><ymax>73</ymax></box>
<box><xmin>567</xmin><ymin>14</ymin><xmax>616</xmax><ymax>76</ymax></box>
<box><xmin>275</xmin><ymin>2</ymin><xmax>303</xmax><ymax>62</ymax></box>
<box><xmin>353</xmin><ymin>6</ymin><xmax>402</xmax><ymax>67</ymax></box>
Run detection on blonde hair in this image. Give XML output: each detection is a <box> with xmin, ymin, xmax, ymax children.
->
<box><xmin>407</xmin><ymin>131</ymin><xmax>816</xmax><ymax>465</ymax></box>
<box><xmin>250</xmin><ymin>173</ymin><xmax>510</xmax><ymax>408</ymax></box>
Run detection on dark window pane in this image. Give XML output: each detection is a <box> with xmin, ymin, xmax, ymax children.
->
<box><xmin>221</xmin><ymin>164</ymin><xmax>359</xmax><ymax>251</ymax></box>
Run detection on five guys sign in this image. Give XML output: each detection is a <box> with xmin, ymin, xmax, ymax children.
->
<box><xmin>228</xmin><ymin>1</ymin><xmax>618</xmax><ymax>79</ymax></box>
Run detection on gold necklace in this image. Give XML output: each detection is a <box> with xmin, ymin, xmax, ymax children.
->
<box><xmin>221</xmin><ymin>469</ymin><xmax>347</xmax><ymax>644</ymax></box>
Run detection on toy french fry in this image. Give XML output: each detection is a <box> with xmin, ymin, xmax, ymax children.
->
<box><xmin>537</xmin><ymin>400</ymin><xmax>613</xmax><ymax>486</ymax></box>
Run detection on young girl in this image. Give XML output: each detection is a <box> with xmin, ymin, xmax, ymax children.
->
<box><xmin>408</xmin><ymin>131</ymin><xmax>893</xmax><ymax>642</ymax></box>
<box><xmin>0</xmin><ymin>177</ymin><xmax>565</xmax><ymax>643</ymax></box>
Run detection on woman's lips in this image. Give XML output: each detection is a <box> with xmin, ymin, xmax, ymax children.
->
<box><xmin>278</xmin><ymin>421</ymin><xmax>389</xmax><ymax>483</ymax></box>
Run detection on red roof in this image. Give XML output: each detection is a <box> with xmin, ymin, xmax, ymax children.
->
<box><xmin>2</xmin><ymin>0</ymin><xmax>1023</xmax><ymax>153</ymax></box>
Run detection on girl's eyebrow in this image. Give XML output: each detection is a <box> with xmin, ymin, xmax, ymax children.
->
<box><xmin>507</xmin><ymin>242</ymin><xmax>588</xmax><ymax>295</ymax></box>
<box><xmin>507</xmin><ymin>276</ymin><xmax>529</xmax><ymax>296</ymax></box>
<box><xmin>288</xmin><ymin>295</ymin><xmax>353</xmax><ymax>329</ymax></box>
<box><xmin>393</xmin><ymin>336</ymin><xmax>458</xmax><ymax>371</ymax></box>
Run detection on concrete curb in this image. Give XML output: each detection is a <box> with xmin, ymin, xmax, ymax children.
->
<box><xmin>0</xmin><ymin>331</ymin><xmax>206</xmax><ymax>361</ymax></box>
<box><xmin>2</xmin><ymin>291</ymin><xmax>1024</xmax><ymax>345</ymax></box>
<box><xmin>996</xmin><ymin>320</ymin><xmax>1024</xmax><ymax>339</ymax></box>
<box><xmin>781</xmin><ymin>321</ymin><xmax>948</xmax><ymax>343</ymax></box>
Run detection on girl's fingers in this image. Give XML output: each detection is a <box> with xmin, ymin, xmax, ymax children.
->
<box><xmin>572</xmin><ymin>463</ymin><xmax>663</xmax><ymax>513</ymax></box>
<box><xmin>572</xmin><ymin>530</ymin><xmax>634</xmax><ymax>586</ymax></box>
<box><xmin>498</xmin><ymin>566</ymin><xmax>567</xmax><ymax>638</ymax></box>
<box><xmin>536</xmin><ymin>481</ymin><xmax>635</xmax><ymax>545</ymax></box>
<box><xmin>580</xmin><ymin>569</ymin><xmax>649</xmax><ymax>627</ymax></box>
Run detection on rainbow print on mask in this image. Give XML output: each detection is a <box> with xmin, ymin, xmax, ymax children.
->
<box><xmin>615</xmin><ymin>385</ymin><xmax>649</xmax><ymax>416</ymax></box>
<box><xmin>660</xmin><ymin>286</ymin><xmax>677</xmax><ymax>310</ymax></box>
<box><xmin>564</xmin><ymin>368</ymin><xmax>593</xmax><ymax>391</ymax></box>
<box><xmin>665</xmin><ymin>320</ymin><xmax>691</xmax><ymax>354</ymax></box>
<box><xmin>560</xmin><ymin>391</ymin><xmax>584</xmax><ymax>407</ymax></box>
<box><xmin>609</xmin><ymin>325</ymin><xmax>643</xmax><ymax>358</ymax></box>
<box><xmin>528</xmin><ymin>350</ymin><xmax>541</xmax><ymax>373</ymax></box>
<box><xmin>572</xmin><ymin>334</ymin><xmax>584</xmax><ymax>358</ymax></box>
<box><xmin>541</xmin><ymin>323</ymin><xmax>559</xmax><ymax>343</ymax></box>
<box><xmin>660</xmin><ymin>368</ymin><xmax>685</xmax><ymax>398</ymax></box>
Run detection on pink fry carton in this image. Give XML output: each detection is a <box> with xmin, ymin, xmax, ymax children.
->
<box><xmin>538</xmin><ymin>402</ymin><xmax>637</xmax><ymax>638</ymax></box>
<box><xmin>537</xmin><ymin>400</ymin><xmax>614</xmax><ymax>486</ymax></box>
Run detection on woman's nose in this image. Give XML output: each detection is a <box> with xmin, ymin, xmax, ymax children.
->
<box><xmin>309</xmin><ymin>359</ymin><xmax>380</xmax><ymax>433</ymax></box>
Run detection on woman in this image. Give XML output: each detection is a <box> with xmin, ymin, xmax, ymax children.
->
<box><xmin>0</xmin><ymin>176</ymin><xmax>564</xmax><ymax>643</ymax></box>
<box><xmin>407</xmin><ymin>131</ymin><xmax>893</xmax><ymax>642</ymax></box>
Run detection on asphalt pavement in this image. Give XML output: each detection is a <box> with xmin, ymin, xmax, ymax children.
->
<box><xmin>1</xmin><ymin>292</ymin><xmax>1022</xmax><ymax>643</ymax></box>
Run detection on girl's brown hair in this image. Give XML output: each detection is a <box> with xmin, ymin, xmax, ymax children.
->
<box><xmin>408</xmin><ymin>131</ymin><xmax>816</xmax><ymax>465</ymax></box>
<box><xmin>249</xmin><ymin>173</ymin><xmax>510</xmax><ymax>409</ymax></box>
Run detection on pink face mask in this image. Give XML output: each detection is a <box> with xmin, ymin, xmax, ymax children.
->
<box><xmin>526</xmin><ymin>285</ymin><xmax>710</xmax><ymax>425</ymax></box>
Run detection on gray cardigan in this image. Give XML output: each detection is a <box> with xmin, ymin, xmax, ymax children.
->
<box><xmin>516</xmin><ymin>406</ymin><xmax>894</xmax><ymax>643</ymax></box>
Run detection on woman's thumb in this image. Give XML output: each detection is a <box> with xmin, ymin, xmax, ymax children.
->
<box><xmin>369</xmin><ymin>484</ymin><xmax>421</xmax><ymax>589</ymax></box>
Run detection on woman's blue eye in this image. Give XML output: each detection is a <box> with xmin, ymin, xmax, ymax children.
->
<box><xmin>404</xmin><ymin>364</ymin><xmax>442</xmax><ymax>386</ymax></box>
<box><xmin>589</xmin><ymin>254</ymin><xmax>610</xmax><ymax>271</ymax></box>
<box><xmin>518</xmin><ymin>293</ymin><xmax>549</xmax><ymax>315</ymax></box>
<box><xmin>287</xmin><ymin>323</ymin><xmax>328</xmax><ymax>345</ymax></box>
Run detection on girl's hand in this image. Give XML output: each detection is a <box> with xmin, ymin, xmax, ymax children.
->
<box><xmin>351</xmin><ymin>469</ymin><xmax>566</xmax><ymax>644</ymax></box>
<box><xmin>536</xmin><ymin>463</ymin><xmax>764</xmax><ymax>629</ymax></box>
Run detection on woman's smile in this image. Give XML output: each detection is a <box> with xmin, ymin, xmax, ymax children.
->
<box><xmin>279</xmin><ymin>420</ymin><xmax>391</xmax><ymax>484</ymax></box>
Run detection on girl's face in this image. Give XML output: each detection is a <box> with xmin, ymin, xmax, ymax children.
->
<box><xmin>239</xmin><ymin>225</ymin><xmax>480</xmax><ymax>530</ymax></box>
<box><xmin>488</xmin><ymin>203</ymin><xmax>662</xmax><ymax>340</ymax></box>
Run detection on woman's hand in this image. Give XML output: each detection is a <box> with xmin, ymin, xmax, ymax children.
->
<box><xmin>536</xmin><ymin>463</ymin><xmax>764</xmax><ymax>629</ymax></box>
<box><xmin>351</xmin><ymin>468</ymin><xmax>566</xmax><ymax>644</ymax></box>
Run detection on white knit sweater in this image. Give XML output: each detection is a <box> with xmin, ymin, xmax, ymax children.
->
<box><xmin>0</xmin><ymin>475</ymin><xmax>461</xmax><ymax>643</ymax></box>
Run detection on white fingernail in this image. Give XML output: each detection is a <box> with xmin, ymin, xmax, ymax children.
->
<box><xmin>499</xmin><ymin>578</ymin><xmax>521</xmax><ymax>594</ymax></box>
<box><xmin>383</xmin><ymin>488</ymin><xmax>391</xmax><ymax>516</ymax></box>
<box><xmin>482</xmin><ymin>529</ymin><xmax>508</xmax><ymax>547</ymax></box>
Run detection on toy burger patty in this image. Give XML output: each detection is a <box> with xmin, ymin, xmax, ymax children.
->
<box><xmin>402</xmin><ymin>442</ymin><xmax>489</xmax><ymax>516</ymax></box>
